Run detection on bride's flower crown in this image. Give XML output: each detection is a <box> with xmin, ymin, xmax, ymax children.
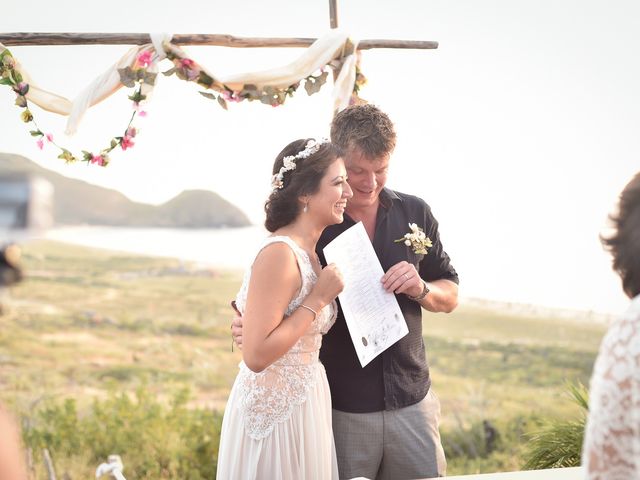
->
<box><xmin>271</xmin><ymin>138</ymin><xmax>330</xmax><ymax>191</ymax></box>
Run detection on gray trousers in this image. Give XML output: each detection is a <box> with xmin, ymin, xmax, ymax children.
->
<box><xmin>332</xmin><ymin>389</ymin><xmax>446</xmax><ymax>480</ymax></box>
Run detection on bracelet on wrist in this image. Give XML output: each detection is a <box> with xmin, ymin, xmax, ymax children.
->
<box><xmin>299</xmin><ymin>304</ymin><xmax>318</xmax><ymax>321</ymax></box>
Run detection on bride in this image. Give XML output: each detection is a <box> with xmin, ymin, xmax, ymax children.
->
<box><xmin>216</xmin><ymin>138</ymin><xmax>353</xmax><ymax>479</ymax></box>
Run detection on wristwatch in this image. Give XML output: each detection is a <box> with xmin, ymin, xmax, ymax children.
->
<box><xmin>407</xmin><ymin>280</ymin><xmax>430</xmax><ymax>301</ymax></box>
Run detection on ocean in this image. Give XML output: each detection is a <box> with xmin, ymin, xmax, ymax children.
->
<box><xmin>41</xmin><ymin>225</ymin><xmax>629</xmax><ymax>317</ymax></box>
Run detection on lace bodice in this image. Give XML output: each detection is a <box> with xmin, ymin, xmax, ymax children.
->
<box><xmin>582</xmin><ymin>294</ymin><xmax>640</xmax><ymax>479</ymax></box>
<box><xmin>234</xmin><ymin>236</ymin><xmax>337</xmax><ymax>439</ymax></box>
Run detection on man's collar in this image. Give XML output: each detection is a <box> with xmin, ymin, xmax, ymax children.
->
<box><xmin>379</xmin><ymin>187</ymin><xmax>402</xmax><ymax>209</ymax></box>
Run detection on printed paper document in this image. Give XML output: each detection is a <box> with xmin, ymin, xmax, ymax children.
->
<box><xmin>323</xmin><ymin>222</ymin><xmax>408</xmax><ymax>367</ymax></box>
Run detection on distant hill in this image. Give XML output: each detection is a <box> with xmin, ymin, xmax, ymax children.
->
<box><xmin>0</xmin><ymin>153</ymin><xmax>251</xmax><ymax>228</ymax></box>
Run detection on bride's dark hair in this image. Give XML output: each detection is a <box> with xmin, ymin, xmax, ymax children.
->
<box><xmin>264</xmin><ymin>138</ymin><xmax>339</xmax><ymax>232</ymax></box>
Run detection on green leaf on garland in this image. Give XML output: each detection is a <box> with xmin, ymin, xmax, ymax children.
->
<box><xmin>29</xmin><ymin>129</ymin><xmax>43</xmax><ymax>137</ymax></box>
<box><xmin>81</xmin><ymin>151</ymin><xmax>93</xmax><ymax>162</ymax></box>
<box><xmin>143</xmin><ymin>72</ymin><xmax>157</xmax><ymax>86</ymax></box>
<box><xmin>304</xmin><ymin>78</ymin><xmax>320</xmax><ymax>96</ymax></box>
<box><xmin>58</xmin><ymin>149</ymin><xmax>76</xmax><ymax>163</ymax></box>
<box><xmin>217</xmin><ymin>95</ymin><xmax>228</xmax><ymax>110</ymax></box>
<box><xmin>243</xmin><ymin>84</ymin><xmax>259</xmax><ymax>94</ymax></box>
<box><xmin>7</xmin><ymin>69</ymin><xmax>18</xmax><ymax>85</ymax></box>
<box><xmin>0</xmin><ymin>78</ymin><xmax>13</xmax><ymax>86</ymax></box>
<box><xmin>317</xmin><ymin>71</ymin><xmax>329</xmax><ymax>85</ymax></box>
<box><xmin>175</xmin><ymin>69</ymin><xmax>188</xmax><ymax>82</ymax></box>
<box><xmin>128</xmin><ymin>90</ymin><xmax>146</xmax><ymax>103</ymax></box>
<box><xmin>15</xmin><ymin>95</ymin><xmax>27</xmax><ymax>107</ymax></box>
<box><xmin>110</xmin><ymin>139</ymin><xmax>118</xmax><ymax>149</ymax></box>
<box><xmin>118</xmin><ymin>67</ymin><xmax>136</xmax><ymax>88</ymax></box>
<box><xmin>199</xmin><ymin>92</ymin><xmax>216</xmax><ymax>100</ymax></box>
<box><xmin>304</xmin><ymin>72</ymin><xmax>328</xmax><ymax>96</ymax></box>
<box><xmin>197</xmin><ymin>72</ymin><xmax>214</xmax><ymax>88</ymax></box>
<box><xmin>259</xmin><ymin>94</ymin><xmax>276</xmax><ymax>106</ymax></box>
<box><xmin>162</xmin><ymin>67</ymin><xmax>177</xmax><ymax>77</ymax></box>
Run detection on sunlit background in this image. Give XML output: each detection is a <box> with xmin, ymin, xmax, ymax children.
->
<box><xmin>2</xmin><ymin>0</ymin><xmax>638</xmax><ymax>314</ymax></box>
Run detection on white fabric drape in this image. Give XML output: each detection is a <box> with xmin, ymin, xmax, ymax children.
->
<box><xmin>65</xmin><ymin>33</ymin><xmax>172</xmax><ymax>134</ymax></box>
<box><xmin>0</xmin><ymin>30</ymin><xmax>359</xmax><ymax>135</ymax></box>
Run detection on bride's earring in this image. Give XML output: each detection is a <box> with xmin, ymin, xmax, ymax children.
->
<box><xmin>303</xmin><ymin>202</ymin><xmax>308</xmax><ymax>213</ymax></box>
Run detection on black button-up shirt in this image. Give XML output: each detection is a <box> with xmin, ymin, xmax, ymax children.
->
<box><xmin>317</xmin><ymin>188</ymin><xmax>459</xmax><ymax>412</ymax></box>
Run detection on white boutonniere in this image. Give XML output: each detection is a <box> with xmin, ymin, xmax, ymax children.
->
<box><xmin>395</xmin><ymin>223</ymin><xmax>433</xmax><ymax>255</ymax></box>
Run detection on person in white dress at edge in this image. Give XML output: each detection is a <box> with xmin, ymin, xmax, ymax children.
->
<box><xmin>582</xmin><ymin>171</ymin><xmax>640</xmax><ymax>479</ymax></box>
<box><xmin>216</xmin><ymin>138</ymin><xmax>353</xmax><ymax>479</ymax></box>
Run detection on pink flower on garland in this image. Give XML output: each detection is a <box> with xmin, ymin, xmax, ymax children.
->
<box><xmin>120</xmin><ymin>127</ymin><xmax>137</xmax><ymax>150</ymax></box>
<box><xmin>223</xmin><ymin>91</ymin><xmax>242</xmax><ymax>103</ymax></box>
<box><xmin>179</xmin><ymin>58</ymin><xmax>195</xmax><ymax>68</ymax></box>
<box><xmin>186</xmin><ymin>69</ymin><xmax>200</xmax><ymax>81</ymax></box>
<box><xmin>121</xmin><ymin>135</ymin><xmax>135</xmax><ymax>151</ymax></box>
<box><xmin>178</xmin><ymin>58</ymin><xmax>200</xmax><ymax>81</ymax></box>
<box><xmin>36</xmin><ymin>139</ymin><xmax>44</xmax><ymax>150</ymax></box>
<box><xmin>133</xmin><ymin>103</ymin><xmax>148</xmax><ymax>116</ymax></box>
<box><xmin>91</xmin><ymin>154</ymin><xmax>105</xmax><ymax>166</ymax></box>
<box><xmin>137</xmin><ymin>50</ymin><xmax>153</xmax><ymax>68</ymax></box>
<box><xmin>46</xmin><ymin>133</ymin><xmax>54</xmax><ymax>142</ymax></box>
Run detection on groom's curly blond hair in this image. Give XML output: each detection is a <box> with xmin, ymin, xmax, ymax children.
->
<box><xmin>330</xmin><ymin>104</ymin><xmax>397</xmax><ymax>159</ymax></box>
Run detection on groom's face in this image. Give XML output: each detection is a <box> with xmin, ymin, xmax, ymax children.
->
<box><xmin>343</xmin><ymin>147</ymin><xmax>390</xmax><ymax>210</ymax></box>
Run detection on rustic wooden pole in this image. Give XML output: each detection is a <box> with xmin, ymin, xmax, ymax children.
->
<box><xmin>0</xmin><ymin>33</ymin><xmax>438</xmax><ymax>50</ymax></box>
<box><xmin>329</xmin><ymin>0</ymin><xmax>339</xmax><ymax>29</ymax></box>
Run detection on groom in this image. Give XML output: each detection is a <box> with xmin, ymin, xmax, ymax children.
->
<box><xmin>234</xmin><ymin>104</ymin><xmax>459</xmax><ymax>479</ymax></box>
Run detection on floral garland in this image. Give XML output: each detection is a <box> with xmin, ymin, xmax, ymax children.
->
<box><xmin>0</xmin><ymin>47</ymin><xmax>154</xmax><ymax>166</ymax></box>
<box><xmin>0</xmin><ymin>44</ymin><xmax>366</xmax><ymax>167</ymax></box>
<box><xmin>160</xmin><ymin>43</ymin><xmax>366</xmax><ymax>109</ymax></box>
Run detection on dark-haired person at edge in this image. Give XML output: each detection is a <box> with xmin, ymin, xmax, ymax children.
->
<box><xmin>582</xmin><ymin>171</ymin><xmax>640</xmax><ymax>479</ymax></box>
<box><xmin>232</xmin><ymin>104</ymin><xmax>459</xmax><ymax>479</ymax></box>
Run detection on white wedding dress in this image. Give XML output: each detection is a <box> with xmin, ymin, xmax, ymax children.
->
<box><xmin>582</xmin><ymin>294</ymin><xmax>640</xmax><ymax>479</ymax></box>
<box><xmin>216</xmin><ymin>236</ymin><xmax>339</xmax><ymax>479</ymax></box>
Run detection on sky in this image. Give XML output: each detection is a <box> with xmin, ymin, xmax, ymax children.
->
<box><xmin>1</xmin><ymin>0</ymin><xmax>639</xmax><ymax>315</ymax></box>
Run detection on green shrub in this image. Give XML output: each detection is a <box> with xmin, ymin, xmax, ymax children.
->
<box><xmin>22</xmin><ymin>388</ymin><xmax>223</xmax><ymax>479</ymax></box>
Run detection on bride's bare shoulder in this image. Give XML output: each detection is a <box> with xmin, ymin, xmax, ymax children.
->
<box><xmin>252</xmin><ymin>241</ymin><xmax>299</xmax><ymax>276</ymax></box>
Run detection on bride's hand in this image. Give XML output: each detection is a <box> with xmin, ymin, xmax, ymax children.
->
<box><xmin>308</xmin><ymin>263</ymin><xmax>344</xmax><ymax>307</ymax></box>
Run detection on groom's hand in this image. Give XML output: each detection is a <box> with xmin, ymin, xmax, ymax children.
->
<box><xmin>381</xmin><ymin>261</ymin><xmax>423</xmax><ymax>297</ymax></box>
<box><xmin>230</xmin><ymin>301</ymin><xmax>243</xmax><ymax>349</ymax></box>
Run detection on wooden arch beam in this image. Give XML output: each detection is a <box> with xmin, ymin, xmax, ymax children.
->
<box><xmin>0</xmin><ymin>33</ymin><xmax>438</xmax><ymax>50</ymax></box>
